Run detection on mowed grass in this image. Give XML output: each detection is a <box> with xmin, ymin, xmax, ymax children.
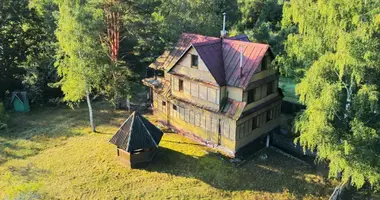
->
<box><xmin>0</xmin><ymin>102</ymin><xmax>334</xmax><ymax>199</ymax></box>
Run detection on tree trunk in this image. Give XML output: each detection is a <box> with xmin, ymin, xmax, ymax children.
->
<box><xmin>329</xmin><ymin>182</ymin><xmax>347</xmax><ymax>200</ymax></box>
<box><xmin>86</xmin><ymin>86</ymin><xmax>96</xmax><ymax>132</ymax></box>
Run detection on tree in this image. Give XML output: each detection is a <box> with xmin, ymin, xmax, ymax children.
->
<box><xmin>23</xmin><ymin>0</ymin><xmax>61</xmax><ymax>105</ymax></box>
<box><xmin>281</xmin><ymin>0</ymin><xmax>380</xmax><ymax>190</ymax></box>
<box><xmin>235</xmin><ymin>0</ymin><xmax>290</xmax><ymax>55</ymax></box>
<box><xmin>54</xmin><ymin>0</ymin><xmax>107</xmax><ymax>132</ymax></box>
<box><xmin>99</xmin><ymin>0</ymin><xmax>135</xmax><ymax>109</ymax></box>
<box><xmin>0</xmin><ymin>0</ymin><xmax>43</xmax><ymax>101</ymax></box>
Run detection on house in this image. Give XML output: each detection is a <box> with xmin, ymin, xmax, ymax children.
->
<box><xmin>143</xmin><ymin>32</ymin><xmax>282</xmax><ymax>157</ymax></box>
<box><xmin>109</xmin><ymin>111</ymin><xmax>164</xmax><ymax>168</ymax></box>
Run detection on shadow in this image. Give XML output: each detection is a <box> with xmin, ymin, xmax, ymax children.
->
<box><xmin>145</xmin><ymin>147</ymin><xmax>333</xmax><ymax>199</ymax></box>
<box><xmin>160</xmin><ymin>139</ymin><xmax>206</xmax><ymax>147</ymax></box>
<box><xmin>0</xmin><ymin>101</ymin><xmax>130</xmax><ymax>164</ymax></box>
<box><xmin>8</xmin><ymin>163</ymin><xmax>50</xmax><ymax>181</ymax></box>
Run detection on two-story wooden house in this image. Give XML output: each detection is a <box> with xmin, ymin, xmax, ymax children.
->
<box><xmin>143</xmin><ymin>33</ymin><xmax>282</xmax><ymax>156</ymax></box>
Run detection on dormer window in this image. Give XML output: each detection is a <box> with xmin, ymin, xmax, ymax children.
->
<box><xmin>191</xmin><ymin>55</ymin><xmax>198</xmax><ymax>69</ymax></box>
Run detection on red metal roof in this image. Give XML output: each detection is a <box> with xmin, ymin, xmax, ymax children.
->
<box><xmin>157</xmin><ymin>33</ymin><xmax>270</xmax><ymax>89</ymax></box>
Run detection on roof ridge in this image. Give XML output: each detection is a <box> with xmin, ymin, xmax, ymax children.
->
<box><xmin>136</xmin><ymin>114</ymin><xmax>158</xmax><ymax>148</ymax></box>
<box><xmin>182</xmin><ymin>32</ymin><xmax>219</xmax><ymax>39</ymax></box>
<box><xmin>223</xmin><ymin>39</ymin><xmax>269</xmax><ymax>46</ymax></box>
<box><xmin>126</xmin><ymin>112</ymin><xmax>135</xmax><ymax>151</ymax></box>
<box><xmin>192</xmin><ymin>39</ymin><xmax>221</xmax><ymax>47</ymax></box>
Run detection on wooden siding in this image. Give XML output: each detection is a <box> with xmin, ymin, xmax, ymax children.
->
<box><xmin>172</xmin><ymin>48</ymin><xmax>218</xmax><ymax>84</ymax></box>
<box><xmin>171</xmin><ymin>75</ymin><xmax>220</xmax><ymax>110</ymax></box>
<box><xmin>235</xmin><ymin>100</ymin><xmax>282</xmax><ymax>150</ymax></box>
<box><xmin>153</xmin><ymin>99</ymin><xmax>237</xmax><ymax>151</ymax></box>
<box><xmin>226</xmin><ymin>86</ymin><xmax>243</xmax><ymax>101</ymax></box>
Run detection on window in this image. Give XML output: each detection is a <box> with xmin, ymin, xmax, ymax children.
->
<box><xmin>184</xmin><ymin>81</ymin><xmax>191</xmax><ymax>94</ymax></box>
<box><xmin>248</xmin><ymin>87</ymin><xmax>262</xmax><ymax>103</ymax></box>
<box><xmin>191</xmin><ymin>55</ymin><xmax>198</xmax><ymax>68</ymax></box>
<box><xmin>267</xmin><ymin>81</ymin><xmax>274</xmax><ymax>95</ymax></box>
<box><xmin>191</xmin><ymin>82</ymin><xmax>198</xmax><ymax>97</ymax></box>
<box><xmin>200</xmin><ymin>115</ymin><xmax>206</xmax><ymax>129</ymax></box>
<box><xmin>179</xmin><ymin>79</ymin><xmax>184</xmax><ymax>92</ymax></box>
<box><xmin>195</xmin><ymin>113</ymin><xmax>200</xmax><ymax>126</ymax></box>
<box><xmin>172</xmin><ymin>105</ymin><xmax>177</xmax><ymax>110</ymax></box>
<box><xmin>199</xmin><ymin>85</ymin><xmax>207</xmax><ymax>100</ymax></box>
<box><xmin>247</xmin><ymin>88</ymin><xmax>255</xmax><ymax>103</ymax></box>
<box><xmin>266</xmin><ymin>110</ymin><xmax>273</xmax><ymax>122</ymax></box>
<box><xmin>179</xmin><ymin>107</ymin><xmax>185</xmax><ymax>120</ymax></box>
<box><xmin>207</xmin><ymin>88</ymin><xmax>217</xmax><ymax>103</ymax></box>
<box><xmin>261</xmin><ymin>56</ymin><xmax>267</xmax><ymax>70</ymax></box>
<box><xmin>185</xmin><ymin>109</ymin><xmax>190</xmax><ymax>122</ymax></box>
<box><xmin>252</xmin><ymin>116</ymin><xmax>258</xmax><ymax>130</ymax></box>
<box><xmin>190</xmin><ymin>111</ymin><xmax>195</xmax><ymax>124</ymax></box>
<box><xmin>162</xmin><ymin>101</ymin><xmax>166</xmax><ymax>106</ymax></box>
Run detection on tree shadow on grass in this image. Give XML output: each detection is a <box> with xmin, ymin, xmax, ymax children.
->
<box><xmin>145</xmin><ymin>147</ymin><xmax>332</xmax><ymax>199</ymax></box>
<box><xmin>2</xmin><ymin>163</ymin><xmax>49</xmax><ymax>199</ymax></box>
<box><xmin>0</xmin><ymin>102</ymin><xmax>131</xmax><ymax>164</ymax></box>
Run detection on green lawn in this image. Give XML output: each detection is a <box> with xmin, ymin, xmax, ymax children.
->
<box><xmin>0</xmin><ymin>103</ymin><xmax>334</xmax><ymax>199</ymax></box>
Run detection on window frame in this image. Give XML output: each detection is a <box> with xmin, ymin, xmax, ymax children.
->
<box><xmin>267</xmin><ymin>81</ymin><xmax>274</xmax><ymax>95</ymax></box>
<box><xmin>191</xmin><ymin>54</ymin><xmax>199</xmax><ymax>68</ymax></box>
<box><xmin>247</xmin><ymin>88</ymin><xmax>255</xmax><ymax>104</ymax></box>
<box><xmin>179</xmin><ymin>79</ymin><xmax>184</xmax><ymax>92</ymax></box>
<box><xmin>266</xmin><ymin>109</ymin><xmax>273</xmax><ymax>122</ymax></box>
<box><xmin>261</xmin><ymin>56</ymin><xmax>267</xmax><ymax>71</ymax></box>
<box><xmin>252</xmin><ymin>116</ymin><xmax>258</xmax><ymax>130</ymax></box>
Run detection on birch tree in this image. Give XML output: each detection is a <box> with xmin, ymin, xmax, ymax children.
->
<box><xmin>281</xmin><ymin>0</ymin><xmax>380</xmax><ymax>190</ymax></box>
<box><xmin>54</xmin><ymin>0</ymin><xmax>107</xmax><ymax>132</ymax></box>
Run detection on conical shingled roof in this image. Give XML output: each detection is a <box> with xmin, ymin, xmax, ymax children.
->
<box><xmin>109</xmin><ymin>112</ymin><xmax>164</xmax><ymax>152</ymax></box>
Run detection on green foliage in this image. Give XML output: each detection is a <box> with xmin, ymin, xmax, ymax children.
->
<box><xmin>282</xmin><ymin>0</ymin><xmax>380</xmax><ymax>190</ymax></box>
<box><xmin>137</xmin><ymin>0</ymin><xmax>239</xmax><ymax>63</ymax></box>
<box><xmin>0</xmin><ymin>0</ymin><xmax>43</xmax><ymax>100</ymax></box>
<box><xmin>0</xmin><ymin>103</ymin><xmax>7</xmax><ymax>129</ymax></box>
<box><xmin>54</xmin><ymin>0</ymin><xmax>107</xmax><ymax>104</ymax></box>
<box><xmin>236</xmin><ymin>0</ymin><xmax>290</xmax><ymax>55</ymax></box>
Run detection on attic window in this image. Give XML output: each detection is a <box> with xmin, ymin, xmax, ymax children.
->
<box><xmin>191</xmin><ymin>55</ymin><xmax>198</xmax><ymax>68</ymax></box>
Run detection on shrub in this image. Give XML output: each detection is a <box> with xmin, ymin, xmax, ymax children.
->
<box><xmin>0</xmin><ymin>103</ymin><xmax>8</xmax><ymax>129</ymax></box>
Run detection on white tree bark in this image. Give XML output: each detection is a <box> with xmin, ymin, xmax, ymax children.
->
<box><xmin>86</xmin><ymin>85</ymin><xmax>96</xmax><ymax>132</ymax></box>
<box><xmin>329</xmin><ymin>182</ymin><xmax>347</xmax><ymax>200</ymax></box>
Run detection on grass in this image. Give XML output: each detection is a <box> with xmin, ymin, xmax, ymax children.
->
<box><xmin>0</xmin><ymin>102</ymin><xmax>334</xmax><ymax>199</ymax></box>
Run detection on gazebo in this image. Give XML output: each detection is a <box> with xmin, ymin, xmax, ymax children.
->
<box><xmin>109</xmin><ymin>112</ymin><xmax>164</xmax><ymax>168</ymax></box>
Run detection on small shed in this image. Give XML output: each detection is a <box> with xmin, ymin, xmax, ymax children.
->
<box><xmin>109</xmin><ymin>111</ymin><xmax>164</xmax><ymax>168</ymax></box>
<box><xmin>11</xmin><ymin>92</ymin><xmax>30</xmax><ymax>112</ymax></box>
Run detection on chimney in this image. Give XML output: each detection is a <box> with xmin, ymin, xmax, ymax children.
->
<box><xmin>220</xmin><ymin>13</ymin><xmax>227</xmax><ymax>38</ymax></box>
<box><xmin>240</xmin><ymin>46</ymin><xmax>243</xmax><ymax>78</ymax></box>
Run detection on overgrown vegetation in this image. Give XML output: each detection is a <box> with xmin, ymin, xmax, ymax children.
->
<box><xmin>0</xmin><ymin>103</ymin><xmax>7</xmax><ymax>129</ymax></box>
<box><xmin>0</xmin><ymin>104</ymin><xmax>334</xmax><ymax>199</ymax></box>
<box><xmin>280</xmin><ymin>0</ymin><xmax>380</xmax><ymax>190</ymax></box>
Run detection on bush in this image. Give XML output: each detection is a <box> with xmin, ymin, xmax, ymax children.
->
<box><xmin>0</xmin><ymin>103</ymin><xmax>8</xmax><ymax>129</ymax></box>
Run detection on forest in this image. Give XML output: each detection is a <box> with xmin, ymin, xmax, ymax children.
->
<box><xmin>1</xmin><ymin>0</ymin><xmax>380</xmax><ymax>196</ymax></box>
